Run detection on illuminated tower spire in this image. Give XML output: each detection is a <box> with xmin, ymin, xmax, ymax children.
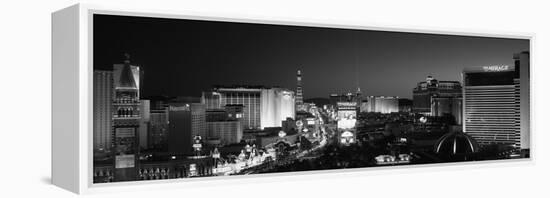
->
<box><xmin>296</xmin><ymin>69</ymin><xmax>303</xmax><ymax>108</ymax></box>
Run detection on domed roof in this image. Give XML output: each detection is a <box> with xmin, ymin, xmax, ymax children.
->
<box><xmin>434</xmin><ymin>132</ymin><xmax>479</xmax><ymax>155</ymax></box>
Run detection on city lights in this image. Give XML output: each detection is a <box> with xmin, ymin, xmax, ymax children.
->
<box><xmin>90</xmin><ymin>14</ymin><xmax>530</xmax><ymax>184</ymax></box>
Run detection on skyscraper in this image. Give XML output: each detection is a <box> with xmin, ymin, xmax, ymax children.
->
<box><xmin>514</xmin><ymin>51</ymin><xmax>530</xmax><ymax>150</ymax></box>
<box><xmin>112</xmin><ymin>55</ymin><xmax>141</xmax><ymax>181</ymax></box>
<box><xmin>355</xmin><ymin>87</ymin><xmax>362</xmax><ymax>110</ymax></box>
<box><xmin>138</xmin><ymin>99</ymin><xmax>150</xmax><ymax>150</ymax></box>
<box><xmin>168</xmin><ymin>103</ymin><xmax>206</xmax><ymax>155</ymax></box>
<box><xmin>93</xmin><ymin>70</ymin><xmax>113</xmax><ymax>152</ymax></box>
<box><xmin>149</xmin><ymin>108</ymin><xmax>169</xmax><ymax>150</ymax></box>
<box><xmin>296</xmin><ymin>70</ymin><xmax>303</xmax><ymax>109</ymax></box>
<box><xmin>463</xmin><ymin>52</ymin><xmax>529</xmax><ymax>150</ymax></box>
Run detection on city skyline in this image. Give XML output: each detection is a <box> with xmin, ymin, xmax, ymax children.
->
<box><xmin>92</xmin><ymin>13</ymin><xmax>530</xmax><ymax>183</ymax></box>
<box><xmin>93</xmin><ymin>14</ymin><xmax>529</xmax><ymax>99</ymax></box>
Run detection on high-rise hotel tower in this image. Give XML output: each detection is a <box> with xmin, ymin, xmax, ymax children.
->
<box><xmin>93</xmin><ymin>70</ymin><xmax>113</xmax><ymax>152</ymax></box>
<box><xmin>296</xmin><ymin>70</ymin><xmax>304</xmax><ymax>111</ymax></box>
<box><xmin>463</xmin><ymin>52</ymin><xmax>529</xmax><ymax>150</ymax></box>
<box><xmin>112</xmin><ymin>55</ymin><xmax>141</xmax><ymax>181</ymax></box>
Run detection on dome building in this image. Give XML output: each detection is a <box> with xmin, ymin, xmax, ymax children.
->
<box><xmin>434</xmin><ymin>131</ymin><xmax>480</xmax><ymax>161</ymax></box>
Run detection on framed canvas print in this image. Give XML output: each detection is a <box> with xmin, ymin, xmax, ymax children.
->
<box><xmin>52</xmin><ymin>4</ymin><xmax>533</xmax><ymax>194</ymax></box>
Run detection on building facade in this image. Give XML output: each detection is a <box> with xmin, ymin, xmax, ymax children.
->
<box><xmin>139</xmin><ymin>99</ymin><xmax>150</xmax><ymax>150</ymax></box>
<box><xmin>296</xmin><ymin>70</ymin><xmax>304</xmax><ymax>111</ymax></box>
<box><xmin>337</xmin><ymin>102</ymin><xmax>357</xmax><ymax>145</ymax></box>
<box><xmin>202</xmin><ymin>87</ymin><xmax>262</xmax><ymax>129</ymax></box>
<box><xmin>514</xmin><ymin>52</ymin><xmax>530</xmax><ymax>150</ymax></box>
<box><xmin>202</xmin><ymin>86</ymin><xmax>295</xmax><ymax>130</ymax></box>
<box><xmin>260</xmin><ymin>88</ymin><xmax>295</xmax><ymax>128</ymax></box>
<box><xmin>168</xmin><ymin>103</ymin><xmax>206</xmax><ymax>155</ymax></box>
<box><xmin>360</xmin><ymin>96</ymin><xmax>399</xmax><ymax>114</ymax></box>
<box><xmin>431</xmin><ymin>97</ymin><xmax>462</xmax><ymax>125</ymax></box>
<box><xmin>463</xmin><ymin>52</ymin><xmax>529</xmax><ymax>150</ymax></box>
<box><xmin>413</xmin><ymin>76</ymin><xmax>462</xmax><ymax>115</ymax></box>
<box><xmin>149</xmin><ymin>108</ymin><xmax>169</xmax><ymax>150</ymax></box>
<box><xmin>112</xmin><ymin>58</ymin><xmax>142</xmax><ymax>182</ymax></box>
<box><xmin>93</xmin><ymin>70</ymin><xmax>113</xmax><ymax>152</ymax></box>
<box><xmin>206</xmin><ymin>121</ymin><xmax>243</xmax><ymax>145</ymax></box>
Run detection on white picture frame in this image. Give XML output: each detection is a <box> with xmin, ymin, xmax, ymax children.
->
<box><xmin>52</xmin><ymin>3</ymin><xmax>534</xmax><ymax>194</ymax></box>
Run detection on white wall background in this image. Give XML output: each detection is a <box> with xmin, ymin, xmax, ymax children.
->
<box><xmin>0</xmin><ymin>0</ymin><xmax>548</xmax><ymax>197</ymax></box>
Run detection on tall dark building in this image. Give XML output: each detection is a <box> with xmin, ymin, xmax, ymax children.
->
<box><xmin>355</xmin><ymin>87</ymin><xmax>362</xmax><ymax>109</ymax></box>
<box><xmin>168</xmin><ymin>103</ymin><xmax>206</xmax><ymax>155</ymax></box>
<box><xmin>112</xmin><ymin>56</ymin><xmax>141</xmax><ymax>182</ymax></box>
<box><xmin>149</xmin><ymin>108</ymin><xmax>169</xmax><ymax>150</ymax></box>
<box><xmin>412</xmin><ymin>76</ymin><xmax>462</xmax><ymax>115</ymax></box>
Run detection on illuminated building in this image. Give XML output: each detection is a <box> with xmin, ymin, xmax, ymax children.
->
<box><xmin>93</xmin><ymin>70</ymin><xmax>113</xmax><ymax>152</ymax></box>
<box><xmin>296</xmin><ymin>70</ymin><xmax>305</xmax><ymax>111</ymax></box>
<box><xmin>205</xmin><ymin>106</ymin><xmax>243</xmax><ymax>146</ymax></box>
<box><xmin>463</xmin><ymin>52</ymin><xmax>529</xmax><ymax>150</ymax></box>
<box><xmin>202</xmin><ymin>87</ymin><xmax>262</xmax><ymax>129</ymax></box>
<box><xmin>201</xmin><ymin>91</ymin><xmax>222</xmax><ymax>110</ymax></box>
<box><xmin>329</xmin><ymin>92</ymin><xmax>357</xmax><ymax>109</ymax></box>
<box><xmin>515</xmin><ymin>52</ymin><xmax>530</xmax><ymax>150</ymax></box>
<box><xmin>224</xmin><ymin>104</ymin><xmax>244</xmax><ymax>120</ymax></box>
<box><xmin>168</xmin><ymin>103</ymin><xmax>206</xmax><ymax>155</ymax></box>
<box><xmin>202</xmin><ymin>86</ymin><xmax>295</xmax><ymax>129</ymax></box>
<box><xmin>139</xmin><ymin>99</ymin><xmax>150</xmax><ymax>150</ymax></box>
<box><xmin>355</xmin><ymin>87</ymin><xmax>363</xmax><ymax>109</ymax></box>
<box><xmin>413</xmin><ymin>76</ymin><xmax>462</xmax><ymax>115</ymax></box>
<box><xmin>431</xmin><ymin>96</ymin><xmax>462</xmax><ymax>125</ymax></box>
<box><xmin>260</xmin><ymin>88</ymin><xmax>295</xmax><ymax>128</ymax></box>
<box><xmin>112</xmin><ymin>55</ymin><xmax>141</xmax><ymax>181</ymax></box>
<box><xmin>206</xmin><ymin>121</ymin><xmax>243</xmax><ymax>146</ymax></box>
<box><xmin>360</xmin><ymin>96</ymin><xmax>399</xmax><ymax>114</ymax></box>
<box><xmin>337</xmin><ymin>101</ymin><xmax>357</xmax><ymax>145</ymax></box>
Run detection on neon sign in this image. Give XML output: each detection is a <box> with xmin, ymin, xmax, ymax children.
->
<box><xmin>482</xmin><ymin>65</ymin><xmax>510</xmax><ymax>72</ymax></box>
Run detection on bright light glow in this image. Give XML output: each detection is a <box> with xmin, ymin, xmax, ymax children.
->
<box><xmin>419</xmin><ymin>117</ymin><xmax>427</xmax><ymax>123</ymax></box>
<box><xmin>482</xmin><ymin>65</ymin><xmax>510</xmax><ymax>72</ymax></box>
<box><xmin>341</xmin><ymin>131</ymin><xmax>354</xmax><ymax>138</ymax></box>
<box><xmin>278</xmin><ymin>131</ymin><xmax>287</xmax><ymax>138</ymax></box>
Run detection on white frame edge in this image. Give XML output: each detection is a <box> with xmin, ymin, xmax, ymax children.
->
<box><xmin>51</xmin><ymin>3</ymin><xmax>535</xmax><ymax>194</ymax></box>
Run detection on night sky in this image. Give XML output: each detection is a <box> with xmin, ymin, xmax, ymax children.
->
<box><xmin>93</xmin><ymin>14</ymin><xmax>529</xmax><ymax>99</ymax></box>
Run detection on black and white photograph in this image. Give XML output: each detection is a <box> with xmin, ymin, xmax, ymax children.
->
<box><xmin>92</xmin><ymin>13</ymin><xmax>530</xmax><ymax>183</ymax></box>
